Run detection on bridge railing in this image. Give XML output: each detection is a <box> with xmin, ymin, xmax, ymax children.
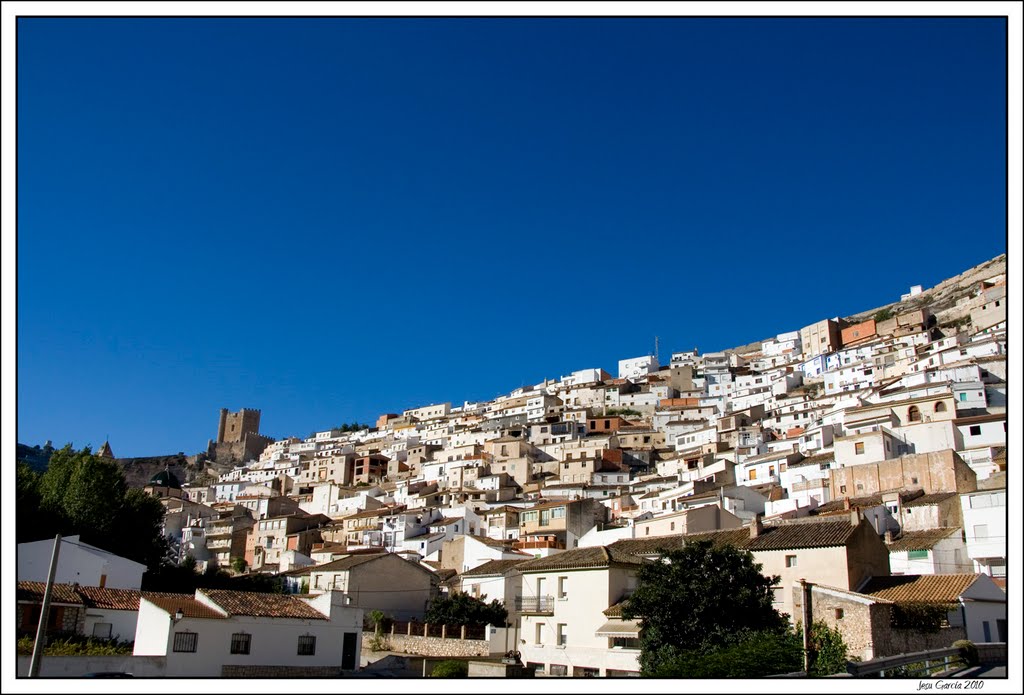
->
<box><xmin>846</xmin><ymin>646</ymin><xmax>965</xmax><ymax>678</ymax></box>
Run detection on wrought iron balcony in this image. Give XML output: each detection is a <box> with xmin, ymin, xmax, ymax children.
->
<box><xmin>515</xmin><ymin>595</ymin><xmax>555</xmax><ymax>615</ymax></box>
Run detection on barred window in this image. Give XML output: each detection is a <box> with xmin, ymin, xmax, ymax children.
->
<box><xmin>230</xmin><ymin>632</ymin><xmax>251</xmax><ymax>655</ymax></box>
<box><xmin>173</xmin><ymin>631</ymin><xmax>198</xmax><ymax>653</ymax></box>
<box><xmin>297</xmin><ymin>634</ymin><xmax>317</xmax><ymax>656</ymax></box>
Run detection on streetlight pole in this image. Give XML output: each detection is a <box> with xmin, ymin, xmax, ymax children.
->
<box><xmin>29</xmin><ymin>534</ymin><xmax>62</xmax><ymax>678</ymax></box>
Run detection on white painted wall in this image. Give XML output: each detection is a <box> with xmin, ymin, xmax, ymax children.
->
<box><xmin>17</xmin><ymin>536</ymin><xmax>146</xmax><ymax>589</ymax></box>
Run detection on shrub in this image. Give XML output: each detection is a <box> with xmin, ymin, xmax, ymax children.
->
<box><xmin>651</xmin><ymin>630</ymin><xmax>803</xmax><ymax>678</ymax></box>
<box><xmin>953</xmin><ymin>639</ymin><xmax>978</xmax><ymax>666</ymax></box>
<box><xmin>18</xmin><ymin>634</ymin><xmax>133</xmax><ymax>656</ymax></box>
<box><xmin>430</xmin><ymin>659</ymin><xmax>469</xmax><ymax>677</ymax></box>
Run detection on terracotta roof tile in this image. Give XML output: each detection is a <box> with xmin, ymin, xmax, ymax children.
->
<box><xmin>860</xmin><ymin>574</ymin><xmax>980</xmax><ymax>605</ymax></box>
<box><xmin>143</xmin><ymin>595</ymin><xmax>228</xmax><ymax>620</ymax></box>
<box><xmin>516</xmin><ymin>546</ymin><xmax>649</xmax><ymax>573</ymax></box>
<box><xmin>201</xmin><ymin>589</ymin><xmax>327</xmax><ymax>620</ymax></box>
<box><xmin>886</xmin><ymin>528</ymin><xmax>961</xmax><ymax>552</ymax></box>
<box><xmin>17</xmin><ymin>581</ymin><xmax>83</xmax><ymax>605</ymax></box>
<box><xmin>609</xmin><ymin>519</ymin><xmax>862</xmax><ymax>556</ymax></box>
<box><xmin>461</xmin><ymin>559</ymin><xmax>529</xmax><ymax>578</ymax></box>
<box><xmin>903</xmin><ymin>492</ymin><xmax>958</xmax><ymax>507</ymax></box>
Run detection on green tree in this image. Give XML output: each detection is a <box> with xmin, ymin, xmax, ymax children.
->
<box><xmin>430</xmin><ymin>659</ymin><xmax>468</xmax><ymax>677</ymax></box>
<box><xmin>621</xmin><ymin>540</ymin><xmax>789</xmax><ymax>675</ymax></box>
<box><xmin>807</xmin><ymin>620</ymin><xmax>849</xmax><ymax>676</ymax></box>
<box><xmin>63</xmin><ymin>454</ymin><xmax>127</xmax><ymax>538</ymax></box>
<box><xmin>425</xmin><ymin>592</ymin><xmax>507</xmax><ymax>627</ymax></box>
<box><xmin>649</xmin><ymin>629</ymin><xmax>803</xmax><ymax>677</ymax></box>
<box><xmin>873</xmin><ymin>308</ymin><xmax>895</xmax><ymax>322</ymax></box>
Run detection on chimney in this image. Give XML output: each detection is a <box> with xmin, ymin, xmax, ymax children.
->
<box><xmin>850</xmin><ymin>509</ymin><xmax>861</xmax><ymax>527</ymax></box>
<box><xmin>884</xmin><ymin>530</ymin><xmax>893</xmax><ymax>544</ymax></box>
<box><xmin>749</xmin><ymin>513</ymin><xmax>763</xmax><ymax>539</ymax></box>
<box><xmin>843</xmin><ymin>497</ymin><xmax>851</xmax><ymax>511</ymax></box>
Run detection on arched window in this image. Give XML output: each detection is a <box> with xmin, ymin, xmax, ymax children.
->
<box><xmin>935</xmin><ymin>401</ymin><xmax>947</xmax><ymax>413</ymax></box>
<box><xmin>908</xmin><ymin>405</ymin><xmax>921</xmax><ymax>422</ymax></box>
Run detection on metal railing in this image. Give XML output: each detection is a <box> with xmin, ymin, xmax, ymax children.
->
<box><xmin>515</xmin><ymin>596</ymin><xmax>555</xmax><ymax>614</ymax></box>
<box><xmin>846</xmin><ymin>646</ymin><xmax>965</xmax><ymax>678</ymax></box>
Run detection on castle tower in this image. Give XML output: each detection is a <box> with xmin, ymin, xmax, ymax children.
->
<box><xmin>217</xmin><ymin>408</ymin><xmax>262</xmax><ymax>444</ymax></box>
<box><xmin>97</xmin><ymin>440</ymin><xmax>115</xmax><ymax>459</ymax></box>
<box><xmin>217</xmin><ymin>408</ymin><xmax>229</xmax><ymax>444</ymax></box>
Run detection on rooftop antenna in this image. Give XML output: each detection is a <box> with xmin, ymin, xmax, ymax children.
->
<box><xmin>654</xmin><ymin>336</ymin><xmax>660</xmax><ymax>363</ymax></box>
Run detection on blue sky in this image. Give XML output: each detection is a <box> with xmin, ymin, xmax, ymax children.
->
<box><xmin>16</xmin><ymin>17</ymin><xmax>1007</xmax><ymax>457</ymax></box>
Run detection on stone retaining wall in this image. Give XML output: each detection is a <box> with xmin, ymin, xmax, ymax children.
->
<box><xmin>362</xmin><ymin>631</ymin><xmax>491</xmax><ymax>658</ymax></box>
<box><xmin>221</xmin><ymin>665</ymin><xmax>344</xmax><ymax>678</ymax></box>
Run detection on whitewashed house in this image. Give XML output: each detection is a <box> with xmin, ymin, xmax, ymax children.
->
<box><xmin>17</xmin><ymin>535</ymin><xmax>146</xmax><ymax>590</ymax></box>
<box><xmin>133</xmin><ymin>589</ymin><xmax>363</xmax><ymax>676</ymax></box>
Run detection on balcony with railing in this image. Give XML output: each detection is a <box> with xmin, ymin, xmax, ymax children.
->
<box><xmin>515</xmin><ymin>595</ymin><xmax>555</xmax><ymax>615</ymax></box>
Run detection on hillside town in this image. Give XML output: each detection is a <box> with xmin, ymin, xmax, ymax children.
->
<box><xmin>17</xmin><ymin>266</ymin><xmax>1008</xmax><ymax>679</ymax></box>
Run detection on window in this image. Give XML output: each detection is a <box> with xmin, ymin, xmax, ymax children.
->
<box><xmin>549</xmin><ymin>664</ymin><xmax>568</xmax><ymax>676</ymax></box>
<box><xmin>834</xmin><ymin>608</ymin><xmax>844</xmax><ymax>620</ymax></box>
<box><xmin>670</xmin><ymin>522</ymin><xmax>675</xmax><ymax>531</ymax></box>
<box><xmin>297</xmin><ymin>635</ymin><xmax>317</xmax><ymax>656</ymax></box>
<box><xmin>935</xmin><ymin>402</ymin><xmax>947</xmax><ymax>413</ymax></box>
<box><xmin>969</xmin><ymin>425</ymin><xmax>982</xmax><ymax>436</ymax></box>
<box><xmin>173</xmin><ymin>631</ymin><xmax>198</xmax><ymax>653</ymax></box>
<box><xmin>840</xmin><ymin>485</ymin><xmax>847</xmax><ymax>494</ymax></box>
<box><xmin>557</xmin><ymin>623</ymin><xmax>568</xmax><ymax>646</ymax></box>
<box><xmin>973</xmin><ymin>524</ymin><xmax>989</xmax><ymax>540</ymax></box>
<box><xmin>535</xmin><ymin>623</ymin><xmax>544</xmax><ymax>645</ymax></box>
<box><xmin>749</xmin><ymin>469</ymin><xmax>757</xmax><ymax>480</ymax></box>
<box><xmin>231</xmin><ymin>632</ymin><xmax>252</xmax><ymax>655</ymax></box>
<box><xmin>959</xmin><ymin>393</ymin><xmax>967</xmax><ymax>402</ymax></box>
<box><xmin>92</xmin><ymin>623</ymin><xmax>113</xmax><ymax>639</ymax></box>
<box><xmin>610</xmin><ymin>636</ymin><xmax>641</xmax><ymax>650</ymax></box>
<box><xmin>908</xmin><ymin>406</ymin><xmax>921</xmax><ymax>422</ymax></box>
<box><xmin>785</xmin><ymin>555</ymin><xmax>797</xmax><ymax>568</ymax></box>
<box><xmin>854</xmin><ymin>442</ymin><xmax>865</xmax><ymax>455</ymax></box>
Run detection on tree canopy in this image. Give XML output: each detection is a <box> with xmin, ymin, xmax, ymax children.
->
<box><xmin>425</xmin><ymin>592</ymin><xmax>508</xmax><ymax>627</ymax></box>
<box><xmin>19</xmin><ymin>445</ymin><xmax>168</xmax><ymax>572</ymax></box>
<box><xmin>621</xmin><ymin>540</ymin><xmax>789</xmax><ymax>675</ymax></box>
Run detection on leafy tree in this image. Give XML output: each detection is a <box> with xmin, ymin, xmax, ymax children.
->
<box><xmin>17</xmin><ymin>463</ymin><xmax>57</xmax><ymax>542</ymax></box>
<box><xmin>873</xmin><ymin>308</ymin><xmax>895</xmax><ymax>322</ymax></box>
<box><xmin>430</xmin><ymin>659</ymin><xmax>468</xmax><ymax>677</ymax></box>
<box><xmin>807</xmin><ymin>620</ymin><xmax>849</xmax><ymax>676</ymax></box>
<box><xmin>425</xmin><ymin>592</ymin><xmax>507</xmax><ymax>627</ymax></box>
<box><xmin>649</xmin><ymin>629</ymin><xmax>803</xmax><ymax>677</ymax></box>
<box><xmin>62</xmin><ymin>454</ymin><xmax>127</xmax><ymax>538</ymax></box>
<box><xmin>621</xmin><ymin>540</ymin><xmax>789</xmax><ymax>675</ymax></box>
<box><xmin>231</xmin><ymin>557</ymin><xmax>248</xmax><ymax>574</ymax></box>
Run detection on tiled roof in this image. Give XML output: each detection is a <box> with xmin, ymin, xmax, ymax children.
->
<box><xmin>143</xmin><ymin>595</ymin><xmax>228</xmax><ymax>620</ymax></box>
<box><xmin>516</xmin><ymin>545</ymin><xmax>650</xmax><ymax>573</ymax></box>
<box><xmin>461</xmin><ymin>559</ymin><xmax>529</xmax><ymax>578</ymax></box>
<box><xmin>17</xmin><ymin>581</ymin><xmax>83</xmax><ymax>605</ymax></box>
<box><xmin>306</xmin><ymin>554</ymin><xmax>383</xmax><ymax>573</ymax></box>
<box><xmin>903</xmin><ymin>492</ymin><xmax>958</xmax><ymax>507</ymax></box>
<box><xmin>790</xmin><ymin>452</ymin><xmax>835</xmax><ymax>468</ymax></box>
<box><xmin>815</xmin><ymin>489</ymin><xmax>925</xmax><ymax>515</ymax></box>
<box><xmin>860</xmin><ymin>574</ymin><xmax>980</xmax><ymax>605</ymax></box>
<box><xmin>78</xmin><ymin>587</ymin><xmax>178</xmax><ymax>611</ymax></box>
<box><xmin>610</xmin><ymin>519</ymin><xmax>861</xmax><ymax>556</ymax></box>
<box><xmin>887</xmin><ymin>528</ymin><xmax>962</xmax><ymax>552</ymax></box>
<box><xmin>603</xmin><ymin>598</ymin><xmax>630</xmax><ymax>617</ymax></box>
<box><xmin>201</xmin><ymin>589</ymin><xmax>327</xmax><ymax>620</ymax></box>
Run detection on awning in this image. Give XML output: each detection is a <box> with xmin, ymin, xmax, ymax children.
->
<box><xmin>595</xmin><ymin>619</ymin><xmax>641</xmax><ymax>637</ymax></box>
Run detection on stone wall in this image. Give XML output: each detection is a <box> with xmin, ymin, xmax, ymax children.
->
<box><xmin>362</xmin><ymin>630</ymin><xmax>491</xmax><ymax>658</ymax></box>
<box><xmin>221</xmin><ymin>665</ymin><xmax>344</xmax><ymax>677</ymax></box>
<box><xmin>115</xmin><ymin>454</ymin><xmax>192</xmax><ymax>488</ymax></box>
<box><xmin>797</xmin><ymin>584</ymin><xmax>966</xmax><ymax>661</ymax></box>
